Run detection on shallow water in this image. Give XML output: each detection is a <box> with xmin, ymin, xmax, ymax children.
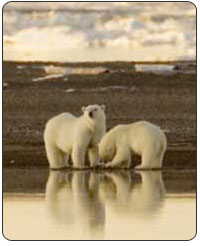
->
<box><xmin>3</xmin><ymin>169</ymin><xmax>196</xmax><ymax>240</ymax></box>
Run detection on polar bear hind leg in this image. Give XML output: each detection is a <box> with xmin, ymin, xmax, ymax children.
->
<box><xmin>45</xmin><ymin>142</ymin><xmax>66</xmax><ymax>169</ymax></box>
<box><xmin>135</xmin><ymin>148</ymin><xmax>155</xmax><ymax>170</ymax></box>
<box><xmin>152</xmin><ymin>142</ymin><xmax>166</xmax><ymax>169</ymax></box>
<box><xmin>135</xmin><ymin>141</ymin><xmax>166</xmax><ymax>170</ymax></box>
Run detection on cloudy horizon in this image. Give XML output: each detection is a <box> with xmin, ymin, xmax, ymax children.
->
<box><xmin>3</xmin><ymin>2</ymin><xmax>196</xmax><ymax>62</ymax></box>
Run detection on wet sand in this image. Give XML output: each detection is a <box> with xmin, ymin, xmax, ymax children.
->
<box><xmin>3</xmin><ymin>61</ymin><xmax>196</xmax><ymax>168</ymax></box>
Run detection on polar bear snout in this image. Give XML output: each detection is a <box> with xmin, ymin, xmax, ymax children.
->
<box><xmin>99</xmin><ymin>146</ymin><xmax>114</xmax><ymax>163</ymax></box>
<box><xmin>89</xmin><ymin>111</ymin><xmax>93</xmax><ymax>118</ymax></box>
<box><xmin>87</xmin><ymin>107</ymin><xmax>99</xmax><ymax>118</ymax></box>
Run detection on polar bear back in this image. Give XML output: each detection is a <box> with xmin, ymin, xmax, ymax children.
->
<box><xmin>128</xmin><ymin>121</ymin><xmax>166</xmax><ymax>154</ymax></box>
<box><xmin>107</xmin><ymin>121</ymin><xmax>166</xmax><ymax>155</ymax></box>
<box><xmin>44</xmin><ymin>113</ymin><xmax>77</xmax><ymax>153</ymax></box>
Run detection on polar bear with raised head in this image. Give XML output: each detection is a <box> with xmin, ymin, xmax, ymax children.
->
<box><xmin>99</xmin><ymin>121</ymin><xmax>167</xmax><ymax>169</ymax></box>
<box><xmin>44</xmin><ymin>104</ymin><xmax>106</xmax><ymax>169</ymax></box>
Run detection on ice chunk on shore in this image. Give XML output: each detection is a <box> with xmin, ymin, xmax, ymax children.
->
<box><xmin>3</xmin><ymin>82</ymin><xmax>8</xmax><ymax>89</ymax></box>
<box><xmin>65</xmin><ymin>88</ymin><xmax>76</xmax><ymax>93</ymax></box>
<box><xmin>44</xmin><ymin>65</ymin><xmax>66</xmax><ymax>74</ymax></box>
<box><xmin>32</xmin><ymin>74</ymin><xmax>65</xmax><ymax>82</ymax></box>
<box><xmin>43</xmin><ymin>65</ymin><xmax>109</xmax><ymax>75</ymax></box>
<box><xmin>65</xmin><ymin>86</ymin><xmax>137</xmax><ymax>93</ymax></box>
<box><xmin>135</xmin><ymin>64</ymin><xmax>175</xmax><ymax>74</ymax></box>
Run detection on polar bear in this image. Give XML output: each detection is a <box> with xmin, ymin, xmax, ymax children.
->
<box><xmin>44</xmin><ymin>104</ymin><xmax>106</xmax><ymax>169</ymax></box>
<box><xmin>99</xmin><ymin>121</ymin><xmax>167</xmax><ymax>169</ymax></box>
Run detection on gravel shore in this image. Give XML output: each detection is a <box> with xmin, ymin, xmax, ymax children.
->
<box><xmin>3</xmin><ymin>61</ymin><xmax>196</xmax><ymax>168</ymax></box>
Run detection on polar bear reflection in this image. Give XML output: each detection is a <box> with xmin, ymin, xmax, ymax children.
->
<box><xmin>72</xmin><ymin>171</ymin><xmax>105</xmax><ymax>230</ymax></box>
<box><xmin>99</xmin><ymin>171</ymin><xmax>165</xmax><ymax>215</ymax></box>
<box><xmin>132</xmin><ymin>171</ymin><xmax>165</xmax><ymax>214</ymax></box>
<box><xmin>45</xmin><ymin>171</ymin><xmax>74</xmax><ymax>224</ymax></box>
<box><xmin>45</xmin><ymin>170</ymin><xmax>165</xmax><ymax>233</ymax></box>
<box><xmin>45</xmin><ymin>170</ymin><xmax>105</xmax><ymax>232</ymax></box>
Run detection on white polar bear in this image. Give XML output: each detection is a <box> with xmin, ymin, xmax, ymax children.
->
<box><xmin>99</xmin><ymin>121</ymin><xmax>167</xmax><ymax>169</ymax></box>
<box><xmin>44</xmin><ymin>104</ymin><xmax>106</xmax><ymax>169</ymax></box>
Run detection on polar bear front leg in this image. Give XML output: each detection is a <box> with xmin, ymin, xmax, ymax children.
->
<box><xmin>72</xmin><ymin>143</ymin><xmax>88</xmax><ymax>169</ymax></box>
<box><xmin>64</xmin><ymin>154</ymin><xmax>71</xmax><ymax>167</ymax></box>
<box><xmin>88</xmin><ymin>146</ymin><xmax>100</xmax><ymax>168</ymax></box>
<box><xmin>106</xmin><ymin>147</ymin><xmax>131</xmax><ymax>168</ymax></box>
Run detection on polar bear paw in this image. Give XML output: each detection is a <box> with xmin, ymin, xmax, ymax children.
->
<box><xmin>135</xmin><ymin>164</ymin><xmax>151</xmax><ymax>170</ymax></box>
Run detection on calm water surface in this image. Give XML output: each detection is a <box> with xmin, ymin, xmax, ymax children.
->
<box><xmin>3</xmin><ymin>169</ymin><xmax>196</xmax><ymax>240</ymax></box>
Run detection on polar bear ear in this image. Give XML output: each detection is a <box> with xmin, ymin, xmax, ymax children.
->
<box><xmin>101</xmin><ymin>105</ymin><xmax>106</xmax><ymax>111</ymax></box>
<box><xmin>82</xmin><ymin>107</ymin><xmax>86</xmax><ymax>113</ymax></box>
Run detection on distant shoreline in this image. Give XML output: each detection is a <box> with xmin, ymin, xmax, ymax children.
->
<box><xmin>3</xmin><ymin>60</ymin><xmax>196</xmax><ymax>64</ymax></box>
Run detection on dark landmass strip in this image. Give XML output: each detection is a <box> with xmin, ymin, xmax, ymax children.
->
<box><xmin>3</xmin><ymin>61</ymin><xmax>196</xmax><ymax>168</ymax></box>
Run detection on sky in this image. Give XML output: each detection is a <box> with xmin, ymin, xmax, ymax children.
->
<box><xmin>3</xmin><ymin>2</ymin><xmax>196</xmax><ymax>62</ymax></box>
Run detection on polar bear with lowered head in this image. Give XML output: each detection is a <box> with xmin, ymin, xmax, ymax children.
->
<box><xmin>44</xmin><ymin>104</ymin><xmax>106</xmax><ymax>169</ymax></box>
<box><xmin>99</xmin><ymin>121</ymin><xmax>167</xmax><ymax>169</ymax></box>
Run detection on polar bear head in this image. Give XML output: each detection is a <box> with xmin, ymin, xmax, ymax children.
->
<box><xmin>98</xmin><ymin>133</ymin><xmax>115</xmax><ymax>163</ymax></box>
<box><xmin>82</xmin><ymin>104</ymin><xmax>106</xmax><ymax>123</ymax></box>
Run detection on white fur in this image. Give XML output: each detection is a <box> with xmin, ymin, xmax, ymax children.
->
<box><xmin>44</xmin><ymin>105</ymin><xmax>106</xmax><ymax>169</ymax></box>
<box><xmin>99</xmin><ymin>121</ymin><xmax>167</xmax><ymax>169</ymax></box>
